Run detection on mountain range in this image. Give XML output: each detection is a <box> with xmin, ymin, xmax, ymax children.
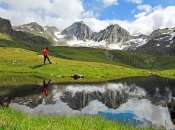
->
<box><xmin>1</xmin><ymin>17</ymin><xmax>175</xmax><ymax>56</ymax></box>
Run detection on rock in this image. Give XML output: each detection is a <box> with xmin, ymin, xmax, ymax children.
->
<box><xmin>71</xmin><ymin>74</ymin><xmax>84</xmax><ymax>80</ymax></box>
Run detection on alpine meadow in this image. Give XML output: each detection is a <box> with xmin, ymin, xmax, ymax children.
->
<box><xmin>1</xmin><ymin>15</ymin><xmax>175</xmax><ymax>130</ymax></box>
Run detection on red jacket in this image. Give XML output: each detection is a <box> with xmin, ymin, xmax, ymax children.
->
<box><xmin>43</xmin><ymin>48</ymin><xmax>48</xmax><ymax>56</ymax></box>
<box><xmin>42</xmin><ymin>87</ymin><xmax>47</xmax><ymax>95</ymax></box>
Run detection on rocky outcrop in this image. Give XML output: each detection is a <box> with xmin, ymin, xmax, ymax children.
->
<box><xmin>0</xmin><ymin>17</ymin><xmax>14</xmax><ymax>35</ymax></box>
<box><xmin>104</xmin><ymin>51</ymin><xmax>114</xmax><ymax>61</ymax></box>
<box><xmin>60</xmin><ymin>21</ymin><xmax>148</xmax><ymax>50</ymax></box>
<box><xmin>134</xmin><ymin>27</ymin><xmax>175</xmax><ymax>55</ymax></box>
<box><xmin>13</xmin><ymin>22</ymin><xmax>44</xmax><ymax>32</ymax></box>
<box><xmin>2</xmin><ymin>16</ymin><xmax>175</xmax><ymax>56</ymax></box>
<box><xmin>44</xmin><ymin>26</ymin><xmax>59</xmax><ymax>38</ymax></box>
<box><xmin>92</xmin><ymin>24</ymin><xmax>131</xmax><ymax>45</ymax></box>
<box><xmin>12</xmin><ymin>22</ymin><xmax>68</xmax><ymax>46</ymax></box>
<box><xmin>61</xmin><ymin>21</ymin><xmax>93</xmax><ymax>41</ymax></box>
<box><xmin>148</xmin><ymin>28</ymin><xmax>173</xmax><ymax>40</ymax></box>
<box><xmin>13</xmin><ymin>23</ymin><xmax>60</xmax><ymax>39</ymax></box>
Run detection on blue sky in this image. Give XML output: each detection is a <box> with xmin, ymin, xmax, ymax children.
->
<box><xmin>0</xmin><ymin>0</ymin><xmax>175</xmax><ymax>35</ymax></box>
<box><xmin>83</xmin><ymin>0</ymin><xmax>175</xmax><ymax>20</ymax></box>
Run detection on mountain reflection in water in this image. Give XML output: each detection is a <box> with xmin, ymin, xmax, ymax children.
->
<box><xmin>1</xmin><ymin>75</ymin><xmax>175</xmax><ymax>129</ymax></box>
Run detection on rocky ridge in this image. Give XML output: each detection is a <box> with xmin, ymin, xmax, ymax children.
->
<box><xmin>1</xmin><ymin>17</ymin><xmax>175</xmax><ymax>55</ymax></box>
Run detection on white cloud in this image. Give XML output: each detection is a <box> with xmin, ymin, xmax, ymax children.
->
<box><xmin>127</xmin><ymin>6</ymin><xmax>175</xmax><ymax>35</ymax></box>
<box><xmin>0</xmin><ymin>0</ymin><xmax>84</xmax><ymax>18</ymax></box>
<box><xmin>126</xmin><ymin>0</ymin><xmax>142</xmax><ymax>4</ymax></box>
<box><xmin>0</xmin><ymin>0</ymin><xmax>175</xmax><ymax>36</ymax></box>
<box><xmin>102</xmin><ymin>0</ymin><xmax>118</xmax><ymax>7</ymax></box>
<box><xmin>0</xmin><ymin>0</ymin><xmax>84</xmax><ymax>30</ymax></box>
<box><xmin>89</xmin><ymin>5</ymin><xmax>175</xmax><ymax>35</ymax></box>
<box><xmin>82</xmin><ymin>10</ymin><xmax>99</xmax><ymax>18</ymax></box>
<box><xmin>134</xmin><ymin>12</ymin><xmax>147</xmax><ymax>18</ymax></box>
<box><xmin>83</xmin><ymin>18</ymin><xmax>110</xmax><ymax>32</ymax></box>
<box><xmin>137</xmin><ymin>4</ymin><xmax>152</xmax><ymax>13</ymax></box>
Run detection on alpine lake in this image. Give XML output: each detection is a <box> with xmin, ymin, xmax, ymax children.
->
<box><xmin>1</xmin><ymin>75</ymin><xmax>175</xmax><ymax>129</ymax></box>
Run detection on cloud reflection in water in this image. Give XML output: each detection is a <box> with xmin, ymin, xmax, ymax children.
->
<box><xmin>9</xmin><ymin>80</ymin><xmax>175</xmax><ymax>129</ymax></box>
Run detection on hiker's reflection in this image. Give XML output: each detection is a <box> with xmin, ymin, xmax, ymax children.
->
<box><xmin>42</xmin><ymin>79</ymin><xmax>51</xmax><ymax>96</ymax></box>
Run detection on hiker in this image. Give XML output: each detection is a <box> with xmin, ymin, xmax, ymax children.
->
<box><xmin>42</xmin><ymin>79</ymin><xmax>51</xmax><ymax>96</ymax></box>
<box><xmin>43</xmin><ymin>47</ymin><xmax>52</xmax><ymax>64</ymax></box>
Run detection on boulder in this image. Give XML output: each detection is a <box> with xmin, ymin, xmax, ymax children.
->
<box><xmin>71</xmin><ymin>74</ymin><xmax>84</xmax><ymax>80</ymax></box>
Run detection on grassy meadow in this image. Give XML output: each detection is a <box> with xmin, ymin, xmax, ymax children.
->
<box><xmin>1</xmin><ymin>33</ymin><xmax>175</xmax><ymax>82</ymax></box>
<box><xmin>0</xmin><ymin>47</ymin><xmax>151</xmax><ymax>84</ymax></box>
<box><xmin>0</xmin><ymin>36</ymin><xmax>175</xmax><ymax>130</ymax></box>
<box><xmin>1</xmin><ymin>45</ymin><xmax>175</xmax><ymax>84</ymax></box>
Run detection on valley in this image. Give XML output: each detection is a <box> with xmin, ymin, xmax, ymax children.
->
<box><xmin>0</xmin><ymin>17</ymin><xmax>175</xmax><ymax>82</ymax></box>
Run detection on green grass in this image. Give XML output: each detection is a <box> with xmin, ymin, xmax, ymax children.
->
<box><xmin>0</xmin><ymin>47</ymin><xmax>150</xmax><ymax>83</ymax></box>
<box><xmin>0</xmin><ymin>34</ymin><xmax>172</xmax><ymax>130</ymax></box>
<box><xmin>1</xmin><ymin>45</ymin><xmax>175</xmax><ymax>84</ymax></box>
<box><xmin>1</xmin><ymin>32</ymin><xmax>175</xmax><ymax>80</ymax></box>
<box><xmin>1</xmin><ymin>35</ymin><xmax>175</xmax><ymax>71</ymax></box>
<box><xmin>0</xmin><ymin>107</ymin><xmax>160</xmax><ymax>130</ymax></box>
<box><xmin>156</xmin><ymin>69</ymin><xmax>175</xmax><ymax>79</ymax></box>
<box><xmin>41</xmin><ymin>46</ymin><xmax>175</xmax><ymax>70</ymax></box>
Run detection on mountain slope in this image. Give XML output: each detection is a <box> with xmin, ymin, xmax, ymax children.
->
<box><xmin>0</xmin><ymin>17</ymin><xmax>52</xmax><ymax>46</ymax></box>
<box><xmin>92</xmin><ymin>24</ymin><xmax>131</xmax><ymax>49</ymax></box>
<box><xmin>61</xmin><ymin>21</ymin><xmax>148</xmax><ymax>50</ymax></box>
<box><xmin>61</xmin><ymin>21</ymin><xmax>93</xmax><ymax>41</ymax></box>
<box><xmin>12</xmin><ymin>20</ymin><xmax>148</xmax><ymax>51</ymax></box>
<box><xmin>0</xmin><ymin>17</ymin><xmax>13</xmax><ymax>35</ymax></box>
<box><xmin>1</xmin><ymin>17</ymin><xmax>175</xmax><ymax>56</ymax></box>
<box><xmin>13</xmin><ymin>22</ymin><xmax>69</xmax><ymax>46</ymax></box>
<box><xmin>134</xmin><ymin>27</ymin><xmax>175</xmax><ymax>55</ymax></box>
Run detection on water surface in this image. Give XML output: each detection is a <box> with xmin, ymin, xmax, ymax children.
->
<box><xmin>1</xmin><ymin>75</ymin><xmax>175</xmax><ymax>129</ymax></box>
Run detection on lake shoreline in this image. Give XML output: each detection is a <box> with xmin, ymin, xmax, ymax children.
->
<box><xmin>1</xmin><ymin>74</ymin><xmax>174</xmax><ymax>130</ymax></box>
<box><xmin>0</xmin><ymin>72</ymin><xmax>175</xmax><ymax>85</ymax></box>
